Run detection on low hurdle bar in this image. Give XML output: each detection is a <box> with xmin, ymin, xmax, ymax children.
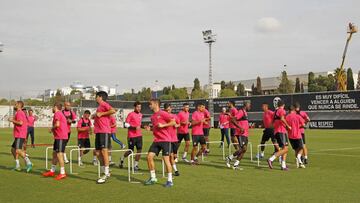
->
<box><xmin>45</xmin><ymin>145</ymin><xmax>79</xmax><ymax>170</ymax></box>
<box><xmin>256</xmin><ymin>143</ymin><xmax>279</xmax><ymax>167</ymax></box>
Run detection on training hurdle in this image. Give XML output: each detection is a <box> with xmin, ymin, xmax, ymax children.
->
<box><xmin>69</xmin><ymin>147</ymin><xmax>96</xmax><ymax>174</ymax></box>
<box><xmin>199</xmin><ymin>141</ymin><xmax>225</xmax><ymax>161</ymax></box>
<box><xmin>228</xmin><ymin>142</ymin><xmax>254</xmax><ymax>162</ymax></box>
<box><xmin>96</xmin><ymin>149</ymin><xmax>133</xmax><ymax>182</ymax></box>
<box><xmin>45</xmin><ymin>145</ymin><xmax>79</xmax><ymax>170</ymax></box>
<box><xmin>256</xmin><ymin>143</ymin><xmax>279</xmax><ymax>167</ymax></box>
<box><xmin>129</xmin><ymin>152</ymin><xmax>166</xmax><ymax>178</ymax></box>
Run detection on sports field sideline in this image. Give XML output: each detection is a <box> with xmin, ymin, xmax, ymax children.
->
<box><xmin>0</xmin><ymin>128</ymin><xmax>359</xmax><ymax>203</ymax></box>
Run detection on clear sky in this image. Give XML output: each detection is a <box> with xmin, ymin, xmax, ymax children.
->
<box><xmin>0</xmin><ymin>0</ymin><xmax>359</xmax><ymax>99</ymax></box>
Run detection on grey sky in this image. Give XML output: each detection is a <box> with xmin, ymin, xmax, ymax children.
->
<box><xmin>0</xmin><ymin>0</ymin><xmax>359</xmax><ymax>99</ymax></box>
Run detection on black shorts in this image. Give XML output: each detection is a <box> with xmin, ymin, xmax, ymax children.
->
<box><xmin>95</xmin><ymin>133</ymin><xmax>111</xmax><ymax>150</ymax></box>
<box><xmin>11</xmin><ymin>138</ymin><xmax>25</xmax><ymax>149</ymax></box>
<box><xmin>275</xmin><ymin>133</ymin><xmax>289</xmax><ymax>148</ymax></box>
<box><xmin>301</xmin><ymin>133</ymin><xmax>306</xmax><ymax>144</ymax></box>
<box><xmin>148</xmin><ymin>142</ymin><xmax>171</xmax><ymax>156</ymax></box>
<box><xmin>128</xmin><ymin>136</ymin><xmax>143</xmax><ymax>151</ymax></box>
<box><xmin>78</xmin><ymin>138</ymin><xmax>91</xmax><ymax>148</ymax></box>
<box><xmin>230</xmin><ymin>128</ymin><xmax>236</xmax><ymax>137</ymax></box>
<box><xmin>261</xmin><ymin>128</ymin><xmax>276</xmax><ymax>143</ymax></box>
<box><xmin>203</xmin><ymin>128</ymin><xmax>210</xmax><ymax>137</ymax></box>
<box><xmin>289</xmin><ymin>139</ymin><xmax>304</xmax><ymax>150</ymax></box>
<box><xmin>177</xmin><ymin>133</ymin><xmax>190</xmax><ymax>142</ymax></box>
<box><xmin>192</xmin><ymin>135</ymin><xmax>206</xmax><ymax>146</ymax></box>
<box><xmin>236</xmin><ymin>136</ymin><xmax>248</xmax><ymax>148</ymax></box>
<box><xmin>171</xmin><ymin>142</ymin><xmax>179</xmax><ymax>154</ymax></box>
<box><xmin>53</xmin><ymin>139</ymin><xmax>67</xmax><ymax>153</ymax></box>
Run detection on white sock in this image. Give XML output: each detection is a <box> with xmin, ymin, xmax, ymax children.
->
<box><xmin>182</xmin><ymin>152</ymin><xmax>187</xmax><ymax>158</ymax></box>
<box><xmin>24</xmin><ymin>157</ymin><xmax>31</xmax><ymax>165</ymax></box>
<box><xmin>297</xmin><ymin>154</ymin><xmax>303</xmax><ymax>164</ymax></box>
<box><xmin>261</xmin><ymin>151</ymin><xmax>265</xmax><ymax>156</ymax></box>
<box><xmin>167</xmin><ymin>173</ymin><xmax>173</xmax><ymax>182</ymax></box>
<box><xmin>93</xmin><ymin>156</ymin><xmax>97</xmax><ymax>161</ymax></box>
<box><xmin>269</xmin><ymin>155</ymin><xmax>276</xmax><ymax>162</ymax></box>
<box><xmin>134</xmin><ymin>161</ymin><xmax>139</xmax><ymax>167</ymax></box>
<box><xmin>60</xmin><ymin>167</ymin><xmax>65</xmax><ymax>175</ymax></box>
<box><xmin>104</xmin><ymin>166</ymin><xmax>110</xmax><ymax>175</ymax></box>
<box><xmin>150</xmin><ymin>170</ymin><xmax>156</xmax><ymax>179</ymax></box>
<box><xmin>229</xmin><ymin>155</ymin><xmax>234</xmax><ymax>160</ymax></box>
<box><xmin>234</xmin><ymin>160</ymin><xmax>240</xmax><ymax>166</ymax></box>
<box><xmin>109</xmin><ymin>156</ymin><xmax>112</xmax><ymax>162</ymax></box>
<box><xmin>51</xmin><ymin>165</ymin><xmax>56</xmax><ymax>172</ymax></box>
<box><xmin>79</xmin><ymin>157</ymin><xmax>82</xmax><ymax>162</ymax></box>
<box><xmin>194</xmin><ymin>156</ymin><xmax>198</xmax><ymax>161</ymax></box>
<box><xmin>304</xmin><ymin>156</ymin><xmax>308</xmax><ymax>159</ymax></box>
<box><xmin>64</xmin><ymin>154</ymin><xmax>68</xmax><ymax>161</ymax></box>
<box><xmin>15</xmin><ymin>159</ymin><xmax>20</xmax><ymax>168</ymax></box>
<box><xmin>281</xmin><ymin>161</ymin><xmax>286</xmax><ymax>168</ymax></box>
<box><xmin>172</xmin><ymin>164</ymin><xmax>178</xmax><ymax>172</ymax></box>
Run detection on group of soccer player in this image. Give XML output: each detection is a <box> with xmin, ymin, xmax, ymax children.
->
<box><xmin>8</xmin><ymin>92</ymin><xmax>310</xmax><ymax>187</ymax></box>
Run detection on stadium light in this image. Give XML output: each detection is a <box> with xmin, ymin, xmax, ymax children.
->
<box><xmin>202</xmin><ymin>30</ymin><xmax>216</xmax><ymax>126</ymax></box>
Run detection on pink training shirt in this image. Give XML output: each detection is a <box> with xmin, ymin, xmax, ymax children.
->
<box><xmin>177</xmin><ymin>111</ymin><xmax>190</xmax><ymax>134</ymax></box>
<box><xmin>298</xmin><ymin>111</ymin><xmax>309</xmax><ymax>134</ymax></box>
<box><xmin>126</xmin><ymin>111</ymin><xmax>143</xmax><ymax>138</ymax></box>
<box><xmin>110</xmin><ymin>116</ymin><xmax>117</xmax><ymax>133</ymax></box>
<box><xmin>62</xmin><ymin>110</ymin><xmax>77</xmax><ymax>132</ymax></box>
<box><xmin>151</xmin><ymin>110</ymin><xmax>173</xmax><ymax>142</ymax></box>
<box><xmin>235</xmin><ymin>109</ymin><xmax>249</xmax><ymax>137</ymax></box>
<box><xmin>77</xmin><ymin>118</ymin><xmax>92</xmax><ymax>139</ymax></box>
<box><xmin>13</xmin><ymin>110</ymin><xmax>28</xmax><ymax>139</ymax></box>
<box><xmin>263</xmin><ymin>110</ymin><xmax>274</xmax><ymax>129</ymax></box>
<box><xmin>219</xmin><ymin>113</ymin><xmax>230</xmax><ymax>129</ymax></box>
<box><xmin>94</xmin><ymin>101</ymin><xmax>112</xmax><ymax>134</ymax></box>
<box><xmin>53</xmin><ymin>111</ymin><xmax>69</xmax><ymax>140</ymax></box>
<box><xmin>286</xmin><ymin>112</ymin><xmax>304</xmax><ymax>139</ymax></box>
<box><xmin>191</xmin><ymin>111</ymin><xmax>205</xmax><ymax>136</ymax></box>
<box><xmin>273</xmin><ymin>107</ymin><xmax>287</xmax><ymax>134</ymax></box>
<box><xmin>229</xmin><ymin>107</ymin><xmax>238</xmax><ymax>129</ymax></box>
<box><xmin>27</xmin><ymin>115</ymin><xmax>36</xmax><ymax>127</ymax></box>
<box><xmin>168</xmin><ymin>113</ymin><xmax>179</xmax><ymax>142</ymax></box>
<box><xmin>202</xmin><ymin>109</ymin><xmax>211</xmax><ymax>128</ymax></box>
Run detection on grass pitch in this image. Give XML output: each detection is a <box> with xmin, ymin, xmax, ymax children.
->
<box><xmin>0</xmin><ymin>128</ymin><xmax>359</xmax><ymax>203</ymax></box>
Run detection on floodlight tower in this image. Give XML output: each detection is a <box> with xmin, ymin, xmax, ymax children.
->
<box><xmin>202</xmin><ymin>30</ymin><xmax>216</xmax><ymax>126</ymax></box>
<box><xmin>338</xmin><ymin>22</ymin><xmax>357</xmax><ymax>91</ymax></box>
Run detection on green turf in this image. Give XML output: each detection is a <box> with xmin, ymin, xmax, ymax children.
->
<box><xmin>0</xmin><ymin>128</ymin><xmax>359</xmax><ymax>203</ymax></box>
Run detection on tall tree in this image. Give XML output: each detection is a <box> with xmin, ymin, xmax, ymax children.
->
<box><xmin>357</xmin><ymin>70</ymin><xmax>360</xmax><ymax>89</ymax></box>
<box><xmin>256</xmin><ymin>76</ymin><xmax>262</xmax><ymax>95</ymax></box>
<box><xmin>171</xmin><ymin>84</ymin><xmax>176</xmax><ymax>90</ymax></box>
<box><xmin>226</xmin><ymin>81</ymin><xmax>235</xmax><ymax>90</ymax></box>
<box><xmin>278</xmin><ymin>71</ymin><xmax>294</xmax><ymax>94</ymax></box>
<box><xmin>192</xmin><ymin>78</ymin><xmax>201</xmax><ymax>92</ymax></box>
<box><xmin>295</xmin><ymin>77</ymin><xmax>301</xmax><ymax>93</ymax></box>
<box><xmin>220</xmin><ymin>80</ymin><xmax>226</xmax><ymax>90</ymax></box>
<box><xmin>334</xmin><ymin>67</ymin><xmax>347</xmax><ymax>91</ymax></box>
<box><xmin>236</xmin><ymin>83</ymin><xmax>245</xmax><ymax>96</ymax></box>
<box><xmin>251</xmin><ymin>83</ymin><xmax>257</xmax><ymax>95</ymax></box>
<box><xmin>300</xmin><ymin>82</ymin><xmax>305</xmax><ymax>93</ymax></box>
<box><xmin>347</xmin><ymin>68</ymin><xmax>355</xmax><ymax>90</ymax></box>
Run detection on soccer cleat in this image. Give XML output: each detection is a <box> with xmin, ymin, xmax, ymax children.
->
<box><xmin>109</xmin><ymin>161</ymin><xmax>116</xmax><ymax>167</ymax></box>
<box><xmin>96</xmin><ymin>175</ymin><xmax>109</xmax><ymax>184</ymax></box>
<box><xmin>26</xmin><ymin>163</ymin><xmax>33</xmax><ymax>173</ymax></box>
<box><xmin>134</xmin><ymin>165</ymin><xmax>140</xmax><ymax>172</ymax></box>
<box><xmin>31</xmin><ymin>144</ymin><xmax>35</xmax><ymax>148</ymax></box>
<box><xmin>119</xmin><ymin>161</ymin><xmax>124</xmax><ymax>169</ymax></box>
<box><xmin>25</xmin><ymin>154</ymin><xmax>29</xmax><ymax>157</ymax></box>
<box><xmin>174</xmin><ymin>171</ymin><xmax>180</xmax><ymax>176</ymax></box>
<box><xmin>144</xmin><ymin>178</ymin><xmax>158</xmax><ymax>186</ymax></box>
<box><xmin>55</xmin><ymin>174</ymin><xmax>67</xmax><ymax>180</ymax></box>
<box><xmin>267</xmin><ymin>159</ymin><xmax>273</xmax><ymax>169</ymax></box>
<box><xmin>304</xmin><ymin>158</ymin><xmax>308</xmax><ymax>165</ymax></box>
<box><xmin>64</xmin><ymin>160</ymin><xmax>69</xmax><ymax>164</ymax></box>
<box><xmin>79</xmin><ymin>161</ymin><xmax>84</xmax><ymax>167</ymax></box>
<box><xmin>281</xmin><ymin>166</ymin><xmax>289</xmax><ymax>171</ymax></box>
<box><xmin>226</xmin><ymin>156</ymin><xmax>232</xmax><ymax>168</ymax></box>
<box><xmin>182</xmin><ymin>158</ymin><xmax>190</xmax><ymax>163</ymax></box>
<box><xmin>13</xmin><ymin>167</ymin><xmax>22</xmax><ymax>172</ymax></box>
<box><xmin>256</xmin><ymin>153</ymin><xmax>264</xmax><ymax>159</ymax></box>
<box><xmin>121</xmin><ymin>144</ymin><xmax>126</xmax><ymax>149</ymax></box>
<box><xmin>93</xmin><ymin>160</ymin><xmax>98</xmax><ymax>166</ymax></box>
<box><xmin>299</xmin><ymin>164</ymin><xmax>306</xmax><ymax>169</ymax></box>
<box><xmin>42</xmin><ymin>171</ymin><xmax>55</xmax><ymax>177</ymax></box>
<box><xmin>164</xmin><ymin>181</ymin><xmax>173</xmax><ymax>188</ymax></box>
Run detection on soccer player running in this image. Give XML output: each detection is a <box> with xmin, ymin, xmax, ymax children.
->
<box><xmin>219</xmin><ymin>107</ymin><xmax>230</xmax><ymax>148</ymax></box>
<box><xmin>226</xmin><ymin>101</ymin><xmax>251</xmax><ymax>169</ymax></box>
<box><xmin>164</xmin><ymin>103</ymin><xmax>181</xmax><ymax>176</ymax></box>
<box><xmin>177</xmin><ymin>103</ymin><xmax>191</xmax><ymax>162</ymax></box>
<box><xmin>42</xmin><ymin>103</ymin><xmax>69</xmax><ymax>180</ymax></box>
<box><xmin>295</xmin><ymin>103</ymin><xmax>310</xmax><ymax>164</ymax></box>
<box><xmin>267</xmin><ymin>100</ymin><xmax>292</xmax><ymax>171</ymax></box>
<box><xmin>190</xmin><ymin>103</ymin><xmax>208</xmax><ymax>165</ymax></box>
<box><xmin>286</xmin><ymin>105</ymin><xmax>306</xmax><ymax>169</ymax></box>
<box><xmin>145</xmin><ymin>99</ymin><xmax>176</xmax><ymax>187</ymax></box>
<box><xmin>26</xmin><ymin>109</ymin><xmax>37</xmax><ymax>148</ymax></box>
<box><xmin>9</xmin><ymin>101</ymin><xmax>33</xmax><ymax>172</ymax></box>
<box><xmin>227</xmin><ymin>101</ymin><xmax>239</xmax><ymax>150</ymax></box>
<box><xmin>203</xmin><ymin>107</ymin><xmax>211</xmax><ymax>153</ymax></box>
<box><xmin>92</xmin><ymin>91</ymin><xmax>116</xmax><ymax>184</ymax></box>
<box><xmin>77</xmin><ymin>110</ymin><xmax>92</xmax><ymax>166</ymax></box>
<box><xmin>256</xmin><ymin>103</ymin><xmax>279</xmax><ymax>159</ymax></box>
<box><xmin>62</xmin><ymin>102</ymin><xmax>77</xmax><ymax>164</ymax></box>
<box><xmin>120</xmin><ymin>101</ymin><xmax>143</xmax><ymax>171</ymax></box>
